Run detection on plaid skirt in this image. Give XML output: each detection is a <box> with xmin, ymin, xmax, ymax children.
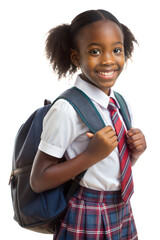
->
<box><xmin>54</xmin><ymin>186</ymin><xmax>138</xmax><ymax>240</ymax></box>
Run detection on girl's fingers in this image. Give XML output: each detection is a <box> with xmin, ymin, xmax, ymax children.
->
<box><xmin>86</xmin><ymin>132</ymin><xmax>94</xmax><ymax>138</ymax></box>
<box><xmin>112</xmin><ymin>136</ymin><xmax>119</xmax><ymax>144</ymax></box>
<box><xmin>101</xmin><ymin>125</ymin><xmax>114</xmax><ymax>133</ymax></box>
<box><xmin>126</xmin><ymin>133</ymin><xmax>141</xmax><ymax>145</ymax></box>
<box><xmin>87</xmin><ymin>127</ymin><xmax>117</xmax><ymax>145</ymax></box>
<box><xmin>128</xmin><ymin>139</ymin><xmax>143</xmax><ymax>150</ymax></box>
<box><xmin>126</xmin><ymin>128</ymin><xmax>140</xmax><ymax>138</ymax></box>
<box><xmin>87</xmin><ymin>126</ymin><xmax>116</xmax><ymax>139</ymax></box>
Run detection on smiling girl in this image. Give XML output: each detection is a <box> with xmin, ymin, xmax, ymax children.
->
<box><xmin>30</xmin><ymin>9</ymin><xmax>146</xmax><ymax>239</ymax></box>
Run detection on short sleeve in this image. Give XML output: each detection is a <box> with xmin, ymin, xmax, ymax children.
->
<box><xmin>38</xmin><ymin>99</ymin><xmax>79</xmax><ymax>158</ymax></box>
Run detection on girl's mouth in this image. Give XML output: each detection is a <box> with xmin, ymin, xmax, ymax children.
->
<box><xmin>98</xmin><ymin>71</ymin><xmax>116</xmax><ymax>79</ymax></box>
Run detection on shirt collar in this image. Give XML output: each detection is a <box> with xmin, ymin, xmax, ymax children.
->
<box><xmin>74</xmin><ymin>75</ymin><xmax>120</xmax><ymax>109</ymax></box>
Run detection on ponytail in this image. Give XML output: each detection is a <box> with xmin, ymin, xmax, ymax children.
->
<box><xmin>45</xmin><ymin>24</ymin><xmax>77</xmax><ymax>79</ymax></box>
<box><xmin>121</xmin><ymin>24</ymin><xmax>138</xmax><ymax>60</ymax></box>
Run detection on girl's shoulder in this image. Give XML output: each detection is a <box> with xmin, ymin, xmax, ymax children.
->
<box><xmin>43</xmin><ymin>98</ymin><xmax>83</xmax><ymax>127</ymax></box>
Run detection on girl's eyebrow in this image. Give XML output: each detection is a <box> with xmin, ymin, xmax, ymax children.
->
<box><xmin>87</xmin><ymin>41</ymin><xmax>123</xmax><ymax>48</ymax></box>
<box><xmin>112</xmin><ymin>41</ymin><xmax>124</xmax><ymax>46</ymax></box>
<box><xmin>87</xmin><ymin>43</ymin><xmax>101</xmax><ymax>48</ymax></box>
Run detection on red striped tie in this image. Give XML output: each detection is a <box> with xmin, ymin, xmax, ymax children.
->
<box><xmin>108</xmin><ymin>97</ymin><xmax>134</xmax><ymax>203</ymax></box>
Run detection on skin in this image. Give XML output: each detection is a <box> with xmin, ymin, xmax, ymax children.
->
<box><xmin>71</xmin><ymin>20</ymin><xmax>125</xmax><ymax>95</ymax></box>
<box><xmin>30</xmin><ymin>20</ymin><xmax>146</xmax><ymax>193</ymax></box>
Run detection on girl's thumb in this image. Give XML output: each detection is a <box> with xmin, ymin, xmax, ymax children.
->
<box><xmin>86</xmin><ymin>132</ymin><xmax>94</xmax><ymax>138</ymax></box>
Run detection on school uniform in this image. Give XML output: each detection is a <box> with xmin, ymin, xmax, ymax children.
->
<box><xmin>39</xmin><ymin>75</ymin><xmax>138</xmax><ymax>239</ymax></box>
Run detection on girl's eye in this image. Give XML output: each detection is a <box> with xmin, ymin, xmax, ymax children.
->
<box><xmin>89</xmin><ymin>49</ymin><xmax>100</xmax><ymax>55</ymax></box>
<box><xmin>113</xmin><ymin>48</ymin><xmax>123</xmax><ymax>54</ymax></box>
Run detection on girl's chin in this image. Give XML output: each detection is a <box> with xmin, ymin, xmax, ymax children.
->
<box><xmin>80</xmin><ymin>74</ymin><xmax>117</xmax><ymax>92</ymax></box>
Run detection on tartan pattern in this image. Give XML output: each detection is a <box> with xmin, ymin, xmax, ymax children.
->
<box><xmin>108</xmin><ymin>98</ymin><xmax>134</xmax><ymax>203</ymax></box>
<box><xmin>54</xmin><ymin>186</ymin><xmax>138</xmax><ymax>240</ymax></box>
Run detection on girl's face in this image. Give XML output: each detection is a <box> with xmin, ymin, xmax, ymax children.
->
<box><xmin>71</xmin><ymin>20</ymin><xmax>125</xmax><ymax>95</ymax></box>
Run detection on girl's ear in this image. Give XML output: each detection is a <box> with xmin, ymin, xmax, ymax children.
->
<box><xmin>70</xmin><ymin>49</ymin><xmax>80</xmax><ymax>67</ymax></box>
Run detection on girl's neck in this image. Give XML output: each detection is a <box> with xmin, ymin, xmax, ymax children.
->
<box><xmin>80</xmin><ymin>74</ymin><xmax>111</xmax><ymax>96</ymax></box>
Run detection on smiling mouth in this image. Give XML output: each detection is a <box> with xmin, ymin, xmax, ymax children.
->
<box><xmin>98</xmin><ymin>70</ymin><xmax>116</xmax><ymax>79</ymax></box>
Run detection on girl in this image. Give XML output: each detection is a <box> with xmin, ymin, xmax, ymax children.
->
<box><xmin>30</xmin><ymin>9</ymin><xmax>146</xmax><ymax>240</ymax></box>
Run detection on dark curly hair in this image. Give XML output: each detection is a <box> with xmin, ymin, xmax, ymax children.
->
<box><xmin>45</xmin><ymin>9</ymin><xmax>138</xmax><ymax>79</ymax></box>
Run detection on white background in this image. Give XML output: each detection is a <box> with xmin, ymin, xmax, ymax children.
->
<box><xmin>0</xmin><ymin>0</ymin><xmax>160</xmax><ymax>239</ymax></box>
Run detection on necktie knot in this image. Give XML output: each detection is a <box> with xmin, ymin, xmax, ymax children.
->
<box><xmin>108</xmin><ymin>98</ymin><xmax>117</xmax><ymax>112</ymax></box>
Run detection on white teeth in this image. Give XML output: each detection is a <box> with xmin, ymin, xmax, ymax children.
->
<box><xmin>99</xmin><ymin>71</ymin><xmax>114</xmax><ymax>76</ymax></box>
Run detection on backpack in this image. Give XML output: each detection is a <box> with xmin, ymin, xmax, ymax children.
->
<box><xmin>9</xmin><ymin>86</ymin><xmax>131</xmax><ymax>234</ymax></box>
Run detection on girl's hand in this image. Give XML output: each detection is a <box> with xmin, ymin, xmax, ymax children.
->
<box><xmin>126</xmin><ymin>128</ymin><xmax>147</xmax><ymax>163</ymax></box>
<box><xmin>86</xmin><ymin>126</ymin><xmax>118</xmax><ymax>162</ymax></box>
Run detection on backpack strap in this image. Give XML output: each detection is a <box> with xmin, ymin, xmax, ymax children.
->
<box><xmin>55</xmin><ymin>86</ymin><xmax>106</xmax><ymax>134</ymax></box>
<box><xmin>114</xmin><ymin>91</ymin><xmax>132</xmax><ymax>130</ymax></box>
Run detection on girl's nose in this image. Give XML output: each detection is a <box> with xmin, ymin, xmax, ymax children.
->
<box><xmin>100</xmin><ymin>53</ymin><xmax>115</xmax><ymax>66</ymax></box>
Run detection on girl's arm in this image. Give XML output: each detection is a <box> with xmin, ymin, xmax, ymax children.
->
<box><xmin>30</xmin><ymin>125</ymin><xmax>118</xmax><ymax>193</ymax></box>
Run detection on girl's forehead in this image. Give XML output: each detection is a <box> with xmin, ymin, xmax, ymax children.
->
<box><xmin>76</xmin><ymin>20</ymin><xmax>124</xmax><ymax>46</ymax></box>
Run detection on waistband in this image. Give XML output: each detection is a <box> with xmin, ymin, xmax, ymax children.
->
<box><xmin>73</xmin><ymin>186</ymin><xmax>122</xmax><ymax>204</ymax></box>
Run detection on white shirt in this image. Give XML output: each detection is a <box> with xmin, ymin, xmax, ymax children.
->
<box><xmin>39</xmin><ymin>75</ymin><xmax>132</xmax><ymax>191</ymax></box>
